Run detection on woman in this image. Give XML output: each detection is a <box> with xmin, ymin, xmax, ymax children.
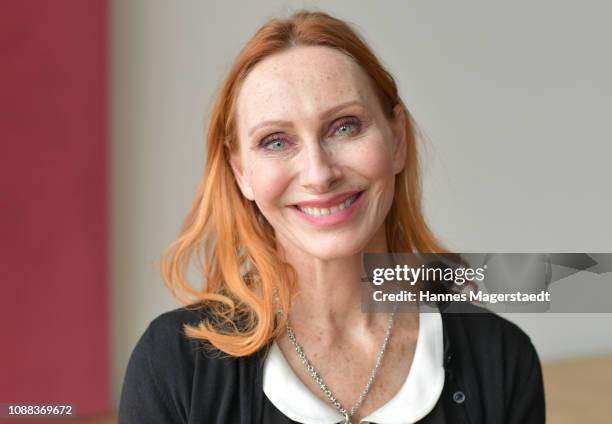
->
<box><xmin>119</xmin><ymin>10</ymin><xmax>545</xmax><ymax>424</ymax></box>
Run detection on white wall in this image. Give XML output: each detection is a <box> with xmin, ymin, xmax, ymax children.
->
<box><xmin>111</xmin><ymin>0</ymin><xmax>612</xmax><ymax>407</ymax></box>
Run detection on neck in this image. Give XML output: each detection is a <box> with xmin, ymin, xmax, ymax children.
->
<box><xmin>278</xmin><ymin>225</ymin><xmax>388</xmax><ymax>334</ymax></box>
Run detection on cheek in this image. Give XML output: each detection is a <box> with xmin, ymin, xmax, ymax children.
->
<box><xmin>342</xmin><ymin>136</ymin><xmax>395</xmax><ymax>182</ymax></box>
<box><xmin>246</xmin><ymin>160</ymin><xmax>292</xmax><ymax>206</ymax></box>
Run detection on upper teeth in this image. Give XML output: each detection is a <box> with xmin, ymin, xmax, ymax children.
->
<box><xmin>297</xmin><ymin>193</ymin><xmax>359</xmax><ymax>216</ymax></box>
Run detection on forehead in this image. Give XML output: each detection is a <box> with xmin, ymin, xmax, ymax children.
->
<box><xmin>236</xmin><ymin>46</ymin><xmax>377</xmax><ymax>132</ymax></box>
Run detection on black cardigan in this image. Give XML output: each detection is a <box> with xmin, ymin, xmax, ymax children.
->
<box><xmin>118</xmin><ymin>302</ymin><xmax>545</xmax><ymax>423</ymax></box>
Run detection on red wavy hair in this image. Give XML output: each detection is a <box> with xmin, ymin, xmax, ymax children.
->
<box><xmin>161</xmin><ymin>10</ymin><xmax>446</xmax><ymax>356</ymax></box>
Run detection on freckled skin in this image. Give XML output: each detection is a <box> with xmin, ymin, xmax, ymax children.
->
<box><xmin>278</xmin><ymin>313</ymin><xmax>419</xmax><ymax>423</ymax></box>
<box><xmin>231</xmin><ymin>45</ymin><xmax>405</xmax><ymax>260</ymax></box>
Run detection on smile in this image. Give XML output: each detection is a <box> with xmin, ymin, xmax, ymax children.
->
<box><xmin>296</xmin><ymin>192</ymin><xmax>360</xmax><ymax>216</ymax></box>
<box><xmin>291</xmin><ymin>191</ymin><xmax>365</xmax><ymax>226</ymax></box>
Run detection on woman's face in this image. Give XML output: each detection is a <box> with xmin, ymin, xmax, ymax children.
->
<box><xmin>231</xmin><ymin>45</ymin><xmax>406</xmax><ymax>260</ymax></box>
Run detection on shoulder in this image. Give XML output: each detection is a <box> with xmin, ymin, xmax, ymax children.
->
<box><xmin>135</xmin><ymin>304</ymin><xmax>211</xmax><ymax>363</ymax></box>
<box><xmin>119</xmin><ymin>303</ymin><xmax>239</xmax><ymax>423</ymax></box>
<box><xmin>440</xmin><ymin>302</ymin><xmax>541</xmax><ymax>393</ymax></box>
<box><xmin>143</xmin><ymin>304</ymin><xmax>208</xmax><ymax>345</ymax></box>
<box><xmin>133</xmin><ymin>302</ymin><xmax>249</xmax><ymax>374</ymax></box>
<box><xmin>441</xmin><ymin>301</ymin><xmax>533</xmax><ymax>350</ymax></box>
<box><xmin>123</xmin><ymin>303</ymin><xmax>215</xmax><ymax>384</ymax></box>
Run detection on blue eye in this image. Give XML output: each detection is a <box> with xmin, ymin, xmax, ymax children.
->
<box><xmin>336</xmin><ymin>124</ymin><xmax>354</xmax><ymax>135</ymax></box>
<box><xmin>264</xmin><ymin>138</ymin><xmax>288</xmax><ymax>151</ymax></box>
<box><xmin>333</xmin><ymin>118</ymin><xmax>361</xmax><ymax>137</ymax></box>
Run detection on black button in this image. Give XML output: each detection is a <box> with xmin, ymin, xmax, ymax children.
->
<box><xmin>452</xmin><ymin>391</ymin><xmax>466</xmax><ymax>404</ymax></box>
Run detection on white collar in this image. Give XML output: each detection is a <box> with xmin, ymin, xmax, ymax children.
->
<box><xmin>263</xmin><ymin>309</ymin><xmax>445</xmax><ymax>424</ymax></box>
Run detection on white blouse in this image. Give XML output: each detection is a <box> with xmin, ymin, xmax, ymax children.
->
<box><xmin>263</xmin><ymin>308</ymin><xmax>445</xmax><ymax>424</ymax></box>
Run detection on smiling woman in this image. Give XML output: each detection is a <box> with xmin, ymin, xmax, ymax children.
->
<box><xmin>230</xmin><ymin>45</ymin><xmax>408</xmax><ymax>260</ymax></box>
<box><xmin>118</xmin><ymin>9</ymin><xmax>545</xmax><ymax>424</ymax></box>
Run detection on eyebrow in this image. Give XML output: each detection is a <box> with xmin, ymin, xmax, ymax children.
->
<box><xmin>247</xmin><ymin>100</ymin><xmax>365</xmax><ymax>137</ymax></box>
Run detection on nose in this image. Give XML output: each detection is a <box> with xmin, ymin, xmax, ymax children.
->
<box><xmin>299</xmin><ymin>142</ymin><xmax>342</xmax><ymax>193</ymax></box>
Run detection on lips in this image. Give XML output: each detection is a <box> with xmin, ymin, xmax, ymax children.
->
<box><xmin>293</xmin><ymin>191</ymin><xmax>364</xmax><ymax>217</ymax></box>
<box><xmin>293</xmin><ymin>191</ymin><xmax>362</xmax><ymax>208</ymax></box>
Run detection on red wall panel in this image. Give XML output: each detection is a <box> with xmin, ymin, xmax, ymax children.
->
<box><xmin>0</xmin><ymin>0</ymin><xmax>109</xmax><ymax>419</ymax></box>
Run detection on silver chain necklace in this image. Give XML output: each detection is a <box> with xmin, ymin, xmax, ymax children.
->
<box><xmin>284</xmin><ymin>311</ymin><xmax>396</xmax><ymax>424</ymax></box>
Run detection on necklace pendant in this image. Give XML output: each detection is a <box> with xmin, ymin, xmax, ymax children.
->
<box><xmin>286</xmin><ymin>311</ymin><xmax>396</xmax><ymax>424</ymax></box>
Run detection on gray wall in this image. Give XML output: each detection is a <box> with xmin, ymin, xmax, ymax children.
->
<box><xmin>111</xmin><ymin>0</ymin><xmax>612</xmax><ymax>408</ymax></box>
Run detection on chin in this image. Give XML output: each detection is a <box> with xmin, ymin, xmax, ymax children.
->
<box><xmin>273</xmin><ymin>212</ymin><xmax>388</xmax><ymax>261</ymax></box>
<box><xmin>301</xmin><ymin>235</ymin><xmax>372</xmax><ymax>261</ymax></box>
